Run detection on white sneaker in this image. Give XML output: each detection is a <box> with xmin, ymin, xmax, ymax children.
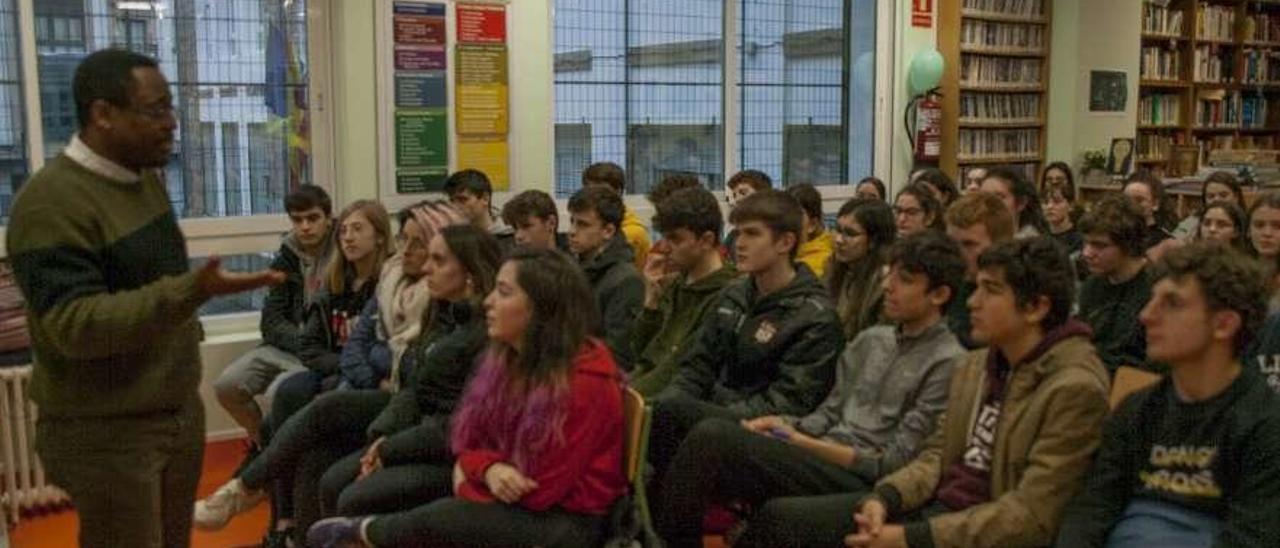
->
<box><xmin>192</xmin><ymin>478</ymin><xmax>264</xmax><ymax>531</ymax></box>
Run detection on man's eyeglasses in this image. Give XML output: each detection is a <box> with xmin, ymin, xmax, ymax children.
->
<box><xmin>122</xmin><ymin>103</ymin><xmax>175</xmax><ymax>121</ymax></box>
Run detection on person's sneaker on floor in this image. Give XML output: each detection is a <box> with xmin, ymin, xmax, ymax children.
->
<box><xmin>261</xmin><ymin>526</ymin><xmax>296</xmax><ymax>548</ymax></box>
<box><xmin>192</xmin><ymin>478</ymin><xmax>264</xmax><ymax>531</ymax></box>
<box><xmin>308</xmin><ymin>516</ymin><xmax>373</xmax><ymax>548</ymax></box>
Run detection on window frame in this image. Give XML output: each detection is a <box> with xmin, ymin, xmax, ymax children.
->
<box><xmin>0</xmin><ymin>0</ymin><xmax>336</xmax><ymax>276</ymax></box>
<box><xmin>550</xmin><ymin>0</ymin><xmax>895</xmax><ymax>203</ymax></box>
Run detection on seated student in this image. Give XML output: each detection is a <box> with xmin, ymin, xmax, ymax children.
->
<box><xmin>214</xmin><ymin>184</ymin><xmax>333</xmax><ymax>453</ymax></box>
<box><xmin>1196</xmin><ymin>200</ymin><xmax>1251</xmax><ymax>253</ymax></box>
<box><xmin>745</xmin><ymin>237</ymin><xmax>1109</xmax><ymax>548</ymax></box>
<box><xmin>500</xmin><ymin>189</ymin><xmax>567</xmax><ymax>251</ymax></box>
<box><xmin>648</xmin><ymin>189</ymin><xmax>843</xmax><ymax>473</ymax></box>
<box><xmin>962</xmin><ymin>166</ymin><xmax>988</xmax><ymax>194</ymax></box>
<box><xmin>648</xmin><ymin>172</ymin><xmax>702</xmax><ymax>206</ymax></box>
<box><xmin>270</xmin><ymin>200</ymin><xmax>394</xmax><ymax>427</ymax></box>
<box><xmin>944</xmin><ymin>191</ymin><xmax>1016</xmax><ymax>349</ymax></box>
<box><xmin>912</xmin><ymin>167</ymin><xmax>961</xmax><ymax>208</ymax></box>
<box><xmin>894</xmin><ymin>182</ymin><xmax>944</xmax><ymax>239</ymax></box>
<box><xmin>193</xmin><ymin>223</ymin><xmax>499</xmax><ymax>544</ymax></box>
<box><xmin>829</xmin><ymin>198</ymin><xmax>897</xmax><ymax>340</ymax></box>
<box><xmin>1249</xmin><ymin>192</ymin><xmax>1280</xmax><ymax>310</ymax></box>
<box><xmin>1057</xmin><ymin>243</ymin><xmax>1280</xmax><ymax>547</ymax></box>
<box><xmin>725</xmin><ymin>169</ymin><xmax>775</xmax><ymax>262</ymax></box>
<box><xmin>654</xmin><ymin>232</ymin><xmax>968</xmax><ymax>548</ymax></box>
<box><xmin>583</xmin><ymin>161</ymin><xmax>650</xmax><ymax>267</ymax></box>
<box><xmin>567</xmin><ymin>185</ymin><xmax>644</xmax><ymax>370</ymax></box>
<box><xmin>1078</xmin><ymin>195</ymin><xmax>1156</xmax><ymax>374</ymax></box>
<box><xmin>443</xmin><ymin>169</ymin><xmax>515</xmax><ymax>251</ymax></box>
<box><xmin>980</xmin><ymin>166</ymin><xmax>1051</xmax><ymax>239</ymax></box>
<box><xmin>855</xmin><ymin>176</ymin><xmax>887</xmax><ymax>202</ymax></box>
<box><xmin>786</xmin><ymin>183</ymin><xmax>835</xmax><ymax>277</ymax></box>
<box><xmin>630</xmin><ymin>187</ymin><xmax>737</xmax><ymax>396</ymax></box>
<box><xmin>1174</xmin><ymin>171</ymin><xmax>1246</xmax><ymax>240</ymax></box>
<box><xmin>1041</xmin><ymin>178</ymin><xmax>1083</xmax><ymax>256</ymax></box>
<box><xmin>308</xmin><ymin>248</ymin><xmax>628</xmax><ymax>548</ymax></box>
<box><xmin>1123</xmin><ymin>171</ymin><xmax>1179</xmax><ymax>261</ymax></box>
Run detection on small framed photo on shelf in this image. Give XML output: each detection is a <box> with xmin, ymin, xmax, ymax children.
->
<box><xmin>1169</xmin><ymin>145</ymin><xmax>1200</xmax><ymax>178</ymax></box>
<box><xmin>1107</xmin><ymin>138</ymin><xmax>1135</xmax><ymax>176</ymax></box>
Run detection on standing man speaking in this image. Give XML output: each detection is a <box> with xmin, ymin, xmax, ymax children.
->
<box><xmin>6</xmin><ymin>49</ymin><xmax>284</xmax><ymax>547</ymax></box>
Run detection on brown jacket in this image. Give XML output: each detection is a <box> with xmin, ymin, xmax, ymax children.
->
<box><xmin>873</xmin><ymin>322</ymin><xmax>1110</xmax><ymax>548</ymax></box>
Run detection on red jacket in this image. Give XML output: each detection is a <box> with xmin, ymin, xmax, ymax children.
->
<box><xmin>457</xmin><ymin>339</ymin><xmax>628</xmax><ymax>515</ymax></box>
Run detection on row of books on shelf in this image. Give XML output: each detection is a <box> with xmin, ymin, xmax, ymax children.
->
<box><xmin>961</xmin><ymin>0</ymin><xmax>1044</xmax><ymax>18</ymax></box>
<box><xmin>957</xmin><ymin>128</ymin><xmax>1040</xmax><ymax>159</ymax></box>
<box><xmin>1243</xmin><ymin>49</ymin><xmax>1280</xmax><ymax>83</ymax></box>
<box><xmin>1142</xmin><ymin>3</ymin><xmax>1183</xmax><ymax>36</ymax></box>
<box><xmin>1245</xmin><ymin>14</ymin><xmax>1280</xmax><ymax>43</ymax></box>
<box><xmin>1141</xmin><ymin>46</ymin><xmax>1182</xmax><ymax>81</ymax></box>
<box><xmin>1139</xmin><ymin>94</ymin><xmax>1182</xmax><ymax>126</ymax></box>
<box><xmin>960</xmin><ymin>93</ymin><xmax>1041</xmax><ymax>120</ymax></box>
<box><xmin>1198</xmin><ymin>134</ymin><xmax>1280</xmax><ymax>156</ymax></box>
<box><xmin>1194</xmin><ymin>91</ymin><xmax>1276</xmax><ymax>128</ymax></box>
<box><xmin>960</xmin><ymin>56</ymin><xmax>1042</xmax><ymax>86</ymax></box>
<box><xmin>1195</xmin><ymin>45</ymin><xmax>1235</xmax><ymax>83</ymax></box>
<box><xmin>960</xmin><ymin>20</ymin><xmax>1045</xmax><ymax>51</ymax></box>
<box><xmin>1137</xmin><ymin>132</ymin><xmax>1180</xmax><ymax>161</ymax></box>
<box><xmin>1197</xmin><ymin>4</ymin><xmax>1236</xmax><ymax>41</ymax></box>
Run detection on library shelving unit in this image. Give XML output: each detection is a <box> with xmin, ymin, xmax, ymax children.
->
<box><xmin>939</xmin><ymin>0</ymin><xmax>1052</xmax><ymax>183</ymax></box>
<box><xmin>1137</xmin><ymin>0</ymin><xmax>1280</xmax><ymax>177</ymax></box>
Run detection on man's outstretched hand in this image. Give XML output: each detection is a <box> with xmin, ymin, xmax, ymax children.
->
<box><xmin>195</xmin><ymin>256</ymin><xmax>286</xmax><ymax>297</ymax></box>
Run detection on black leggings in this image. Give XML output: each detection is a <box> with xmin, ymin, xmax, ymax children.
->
<box><xmin>366</xmin><ymin>498</ymin><xmax>606</xmax><ymax>548</ymax></box>
<box><xmin>319</xmin><ymin>451</ymin><xmax>454</xmax><ymax>518</ymax></box>
<box><xmin>239</xmin><ymin>389</ymin><xmax>390</xmax><ymax>537</ymax></box>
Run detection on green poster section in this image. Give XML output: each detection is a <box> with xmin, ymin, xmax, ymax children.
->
<box><xmin>395</xmin><ymin>109</ymin><xmax>448</xmax><ymax>192</ymax></box>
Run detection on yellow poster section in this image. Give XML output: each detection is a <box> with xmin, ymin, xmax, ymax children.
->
<box><xmin>457</xmin><ymin>136</ymin><xmax>509</xmax><ymax>190</ymax></box>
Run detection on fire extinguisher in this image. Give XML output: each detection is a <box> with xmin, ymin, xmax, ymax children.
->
<box><xmin>910</xmin><ymin>91</ymin><xmax>942</xmax><ymax>162</ymax></box>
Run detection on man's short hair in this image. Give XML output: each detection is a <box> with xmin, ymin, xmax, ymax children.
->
<box><xmin>888</xmin><ymin>231</ymin><xmax>967</xmax><ymax>308</ymax></box>
<box><xmin>727</xmin><ymin>169</ymin><xmax>773</xmax><ymax>192</ymax></box>
<box><xmin>977</xmin><ymin>237</ymin><xmax>1077</xmax><ymax>332</ymax></box>
<box><xmin>653</xmin><ymin>187</ymin><xmax>723</xmax><ymax>241</ymax></box>
<box><xmin>582</xmin><ymin>162</ymin><xmax>626</xmax><ymax>193</ymax></box>
<box><xmin>1078</xmin><ymin>194</ymin><xmax>1148</xmax><ymax>257</ymax></box>
<box><xmin>568</xmin><ymin>185</ymin><xmax>625</xmax><ymax>230</ymax></box>
<box><xmin>74</xmin><ymin>49</ymin><xmax>160</xmax><ymax>128</ymax></box>
<box><xmin>648</xmin><ymin>173</ymin><xmax>702</xmax><ymax>205</ymax></box>
<box><xmin>945</xmin><ymin>191</ymin><xmax>1015</xmax><ymax>243</ymax></box>
<box><xmin>784</xmin><ymin>183</ymin><xmax>824</xmax><ymax>224</ymax></box>
<box><xmin>1152</xmin><ymin>242</ymin><xmax>1268</xmax><ymax>356</ymax></box>
<box><xmin>443</xmin><ymin>169</ymin><xmax>493</xmax><ymax>199</ymax></box>
<box><xmin>284</xmin><ymin>184</ymin><xmax>333</xmax><ymax>217</ymax></box>
<box><xmin>729</xmin><ymin>190</ymin><xmax>804</xmax><ymax>258</ymax></box>
<box><xmin>501</xmin><ymin>190</ymin><xmax>558</xmax><ymax>227</ymax></box>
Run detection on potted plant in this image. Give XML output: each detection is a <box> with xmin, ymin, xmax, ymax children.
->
<box><xmin>1081</xmin><ymin>149</ymin><xmax>1110</xmax><ymax>186</ymax></box>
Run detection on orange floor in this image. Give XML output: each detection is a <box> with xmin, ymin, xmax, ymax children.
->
<box><xmin>10</xmin><ymin>439</ymin><xmax>270</xmax><ymax>548</ymax></box>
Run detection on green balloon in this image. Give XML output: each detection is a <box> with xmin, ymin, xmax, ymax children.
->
<box><xmin>908</xmin><ymin>49</ymin><xmax>945</xmax><ymax>95</ymax></box>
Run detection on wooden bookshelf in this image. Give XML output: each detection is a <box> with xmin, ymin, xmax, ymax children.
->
<box><xmin>1137</xmin><ymin>0</ymin><xmax>1280</xmax><ymax>176</ymax></box>
<box><xmin>941</xmin><ymin>0</ymin><xmax>1052</xmax><ymax>183</ymax></box>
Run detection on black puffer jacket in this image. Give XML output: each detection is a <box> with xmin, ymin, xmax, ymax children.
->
<box><xmin>580</xmin><ymin>233</ymin><xmax>644</xmax><ymax>371</ymax></box>
<box><xmin>660</xmin><ymin>264</ymin><xmax>843</xmax><ymax>417</ymax></box>
<box><xmin>260</xmin><ymin>231</ymin><xmax>331</xmax><ymax>354</ymax></box>
<box><xmin>366</xmin><ymin>299</ymin><xmax>488</xmax><ymax>464</ymax></box>
<box><xmin>297</xmin><ymin>277</ymin><xmax>377</xmax><ymax>376</ymax></box>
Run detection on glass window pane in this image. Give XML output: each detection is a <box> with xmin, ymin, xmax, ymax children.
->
<box><xmin>739</xmin><ymin>0</ymin><xmax>863</xmax><ymax>187</ymax></box>
<box><xmin>191</xmin><ymin>253</ymin><xmax>275</xmax><ymax>316</ymax></box>
<box><xmin>0</xmin><ymin>0</ymin><xmax>27</xmax><ymax>223</ymax></box>
<box><xmin>553</xmin><ymin>0</ymin><xmax>724</xmax><ymax>197</ymax></box>
<box><xmin>34</xmin><ymin>0</ymin><xmax>311</xmax><ymax>219</ymax></box>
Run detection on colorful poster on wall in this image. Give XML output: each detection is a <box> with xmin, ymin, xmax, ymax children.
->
<box><xmin>394</xmin><ymin>2</ymin><xmax>445</xmax><ymax>45</ymax></box>
<box><xmin>458</xmin><ymin>136</ymin><xmax>509</xmax><ymax>190</ymax></box>
<box><xmin>391</xmin><ymin>1</ymin><xmax>448</xmax><ymax>194</ymax></box>
<box><xmin>455</xmin><ymin>44</ymin><xmax>509</xmax><ymax>135</ymax></box>
<box><xmin>395</xmin><ymin>110</ymin><xmax>448</xmax><ymax>169</ymax></box>
<box><xmin>456</xmin><ymin>4</ymin><xmax>506</xmax><ymax>44</ymax></box>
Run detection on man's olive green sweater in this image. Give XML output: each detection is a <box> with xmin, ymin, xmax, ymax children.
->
<box><xmin>7</xmin><ymin>155</ymin><xmax>207</xmax><ymax>419</ymax></box>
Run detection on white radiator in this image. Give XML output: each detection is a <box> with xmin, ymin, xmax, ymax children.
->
<box><xmin>0</xmin><ymin>365</ymin><xmax>68</xmax><ymax>525</ymax></box>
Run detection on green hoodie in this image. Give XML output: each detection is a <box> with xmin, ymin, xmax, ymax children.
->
<box><xmin>630</xmin><ymin>265</ymin><xmax>737</xmax><ymax>396</ymax></box>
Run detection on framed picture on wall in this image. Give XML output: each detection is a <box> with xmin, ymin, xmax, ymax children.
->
<box><xmin>1107</xmin><ymin>138</ymin><xmax>1135</xmax><ymax>176</ymax></box>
